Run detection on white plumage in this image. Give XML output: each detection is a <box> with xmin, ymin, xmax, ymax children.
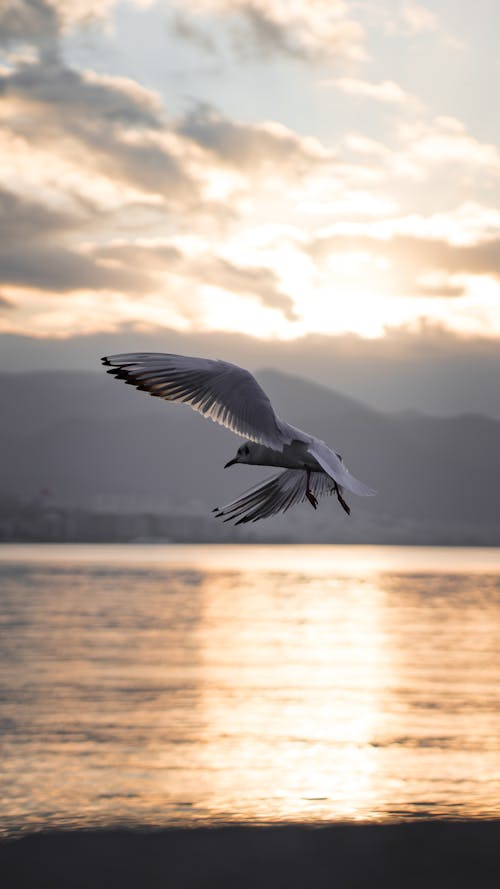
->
<box><xmin>102</xmin><ymin>351</ymin><xmax>376</xmax><ymax>523</ymax></box>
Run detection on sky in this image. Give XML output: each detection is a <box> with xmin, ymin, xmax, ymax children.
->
<box><xmin>1</xmin><ymin>1</ymin><xmax>500</xmax><ymax>412</ymax></box>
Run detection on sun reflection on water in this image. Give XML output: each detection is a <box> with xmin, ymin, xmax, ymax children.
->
<box><xmin>192</xmin><ymin>569</ymin><xmax>392</xmax><ymax>821</ymax></box>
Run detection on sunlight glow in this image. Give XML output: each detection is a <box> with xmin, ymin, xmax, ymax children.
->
<box><xmin>199</xmin><ymin>286</ymin><xmax>299</xmax><ymax>340</ymax></box>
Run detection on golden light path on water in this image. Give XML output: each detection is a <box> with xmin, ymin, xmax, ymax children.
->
<box><xmin>1</xmin><ymin>544</ymin><xmax>500</xmax><ymax>833</ymax></box>
<box><xmin>193</xmin><ymin>566</ymin><xmax>388</xmax><ymax>821</ymax></box>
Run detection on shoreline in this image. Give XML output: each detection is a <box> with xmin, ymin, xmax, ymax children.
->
<box><xmin>1</xmin><ymin>821</ymin><xmax>499</xmax><ymax>888</ymax></box>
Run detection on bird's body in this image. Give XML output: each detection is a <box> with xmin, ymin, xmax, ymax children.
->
<box><xmin>242</xmin><ymin>439</ymin><xmax>315</xmax><ymax>471</ymax></box>
<box><xmin>102</xmin><ymin>351</ymin><xmax>376</xmax><ymax>523</ymax></box>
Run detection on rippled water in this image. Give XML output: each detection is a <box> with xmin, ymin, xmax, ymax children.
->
<box><xmin>1</xmin><ymin>544</ymin><xmax>499</xmax><ymax>835</ymax></box>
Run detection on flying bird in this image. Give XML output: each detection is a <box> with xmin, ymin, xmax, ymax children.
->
<box><xmin>102</xmin><ymin>352</ymin><xmax>376</xmax><ymax>524</ymax></box>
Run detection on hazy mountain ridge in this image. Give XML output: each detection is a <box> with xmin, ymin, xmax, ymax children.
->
<box><xmin>1</xmin><ymin>369</ymin><xmax>499</xmax><ymax>543</ymax></box>
<box><xmin>2</xmin><ymin>327</ymin><xmax>500</xmax><ymax>419</ymax></box>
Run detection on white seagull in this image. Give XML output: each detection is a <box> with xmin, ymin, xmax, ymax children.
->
<box><xmin>102</xmin><ymin>352</ymin><xmax>376</xmax><ymax>524</ymax></box>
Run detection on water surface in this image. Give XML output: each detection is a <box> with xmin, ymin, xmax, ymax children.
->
<box><xmin>1</xmin><ymin>544</ymin><xmax>499</xmax><ymax>834</ymax></box>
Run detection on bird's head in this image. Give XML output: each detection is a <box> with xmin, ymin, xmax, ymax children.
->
<box><xmin>224</xmin><ymin>442</ymin><xmax>253</xmax><ymax>468</ymax></box>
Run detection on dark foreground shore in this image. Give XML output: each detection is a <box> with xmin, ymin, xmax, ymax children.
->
<box><xmin>1</xmin><ymin>822</ymin><xmax>499</xmax><ymax>889</ymax></box>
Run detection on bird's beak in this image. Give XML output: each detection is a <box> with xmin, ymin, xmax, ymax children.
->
<box><xmin>224</xmin><ymin>457</ymin><xmax>237</xmax><ymax>468</ymax></box>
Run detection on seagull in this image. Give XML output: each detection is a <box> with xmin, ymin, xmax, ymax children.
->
<box><xmin>102</xmin><ymin>352</ymin><xmax>376</xmax><ymax>524</ymax></box>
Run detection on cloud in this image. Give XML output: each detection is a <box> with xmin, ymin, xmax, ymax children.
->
<box><xmin>326</xmin><ymin>77</ymin><xmax>414</xmax><ymax>105</ymax></box>
<box><xmin>402</xmin><ymin>2</ymin><xmax>438</xmax><ymax>33</ymax></box>
<box><xmin>191</xmin><ymin>256</ymin><xmax>297</xmax><ymax>319</ymax></box>
<box><xmin>401</xmin><ymin>117</ymin><xmax>500</xmax><ymax>171</ymax></box>
<box><xmin>345</xmin><ymin>116</ymin><xmax>500</xmax><ymax>185</ymax></box>
<box><xmin>310</xmin><ymin>228</ymin><xmax>500</xmax><ymax>298</ymax></box>
<box><xmin>171</xmin><ymin>0</ymin><xmax>366</xmax><ymax>63</ymax></box>
<box><xmin>93</xmin><ymin>241</ymin><xmax>297</xmax><ymax>319</ymax></box>
<box><xmin>384</xmin><ymin>2</ymin><xmax>439</xmax><ymax>37</ymax></box>
<box><xmin>383</xmin><ymin>3</ymin><xmax>464</xmax><ymax>51</ymax></box>
<box><xmin>412</xmin><ymin>276</ymin><xmax>466</xmax><ymax>298</ymax></box>
<box><xmin>394</xmin><ymin>236</ymin><xmax>500</xmax><ymax>280</ymax></box>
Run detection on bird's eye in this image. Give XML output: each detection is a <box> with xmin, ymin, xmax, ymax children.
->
<box><xmin>244</xmin><ymin>445</ymin><xmax>250</xmax><ymax>455</ymax></box>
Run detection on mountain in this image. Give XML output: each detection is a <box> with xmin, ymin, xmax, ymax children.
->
<box><xmin>1</xmin><ymin>368</ymin><xmax>499</xmax><ymax>543</ymax></box>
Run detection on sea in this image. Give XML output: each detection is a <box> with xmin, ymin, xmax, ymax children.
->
<box><xmin>1</xmin><ymin>543</ymin><xmax>499</xmax><ymax>836</ymax></box>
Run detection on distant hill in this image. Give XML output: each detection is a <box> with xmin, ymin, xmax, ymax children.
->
<box><xmin>1</xmin><ymin>368</ymin><xmax>499</xmax><ymax>543</ymax></box>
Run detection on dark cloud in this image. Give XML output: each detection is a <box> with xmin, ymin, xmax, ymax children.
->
<box><xmin>0</xmin><ymin>60</ymin><xmax>162</xmax><ymax>128</ymax></box>
<box><xmin>238</xmin><ymin>2</ymin><xmax>364</xmax><ymax>62</ymax></box>
<box><xmin>0</xmin><ymin>0</ymin><xmax>112</xmax><ymax>58</ymax></box>
<box><xmin>178</xmin><ymin>103</ymin><xmax>331</xmax><ymax>173</ymax></box>
<box><xmin>0</xmin><ymin>0</ymin><xmax>59</xmax><ymax>50</ymax></box>
<box><xmin>0</xmin><ymin>187</ymin><xmax>155</xmax><ymax>293</ymax></box>
<box><xmin>0</xmin><ymin>244</ymin><xmax>153</xmax><ymax>293</ymax></box>
<box><xmin>171</xmin><ymin>11</ymin><xmax>218</xmax><ymax>55</ymax></box>
<box><xmin>86</xmin><ymin>132</ymin><xmax>194</xmax><ymax>199</ymax></box>
<box><xmin>233</xmin><ymin>6</ymin><xmax>303</xmax><ymax>59</ymax></box>
<box><xmin>172</xmin><ymin>6</ymin><xmax>298</xmax><ymax>61</ymax></box>
<box><xmin>0</xmin><ymin>186</ymin><xmax>83</xmax><ymax>246</ymax></box>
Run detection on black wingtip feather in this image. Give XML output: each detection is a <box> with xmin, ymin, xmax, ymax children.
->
<box><xmin>105</xmin><ymin>364</ymin><xmax>157</xmax><ymax>400</ymax></box>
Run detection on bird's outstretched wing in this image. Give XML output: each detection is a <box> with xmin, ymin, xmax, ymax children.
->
<box><xmin>102</xmin><ymin>352</ymin><xmax>291</xmax><ymax>450</ymax></box>
<box><xmin>213</xmin><ymin>469</ymin><xmax>337</xmax><ymax>524</ymax></box>
<box><xmin>309</xmin><ymin>440</ymin><xmax>377</xmax><ymax>497</ymax></box>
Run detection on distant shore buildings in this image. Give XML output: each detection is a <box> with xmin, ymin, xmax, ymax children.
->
<box><xmin>1</xmin><ymin>493</ymin><xmax>498</xmax><ymax>546</ymax></box>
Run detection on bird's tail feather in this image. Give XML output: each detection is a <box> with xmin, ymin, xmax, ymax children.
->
<box><xmin>213</xmin><ymin>469</ymin><xmax>337</xmax><ymax>524</ymax></box>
